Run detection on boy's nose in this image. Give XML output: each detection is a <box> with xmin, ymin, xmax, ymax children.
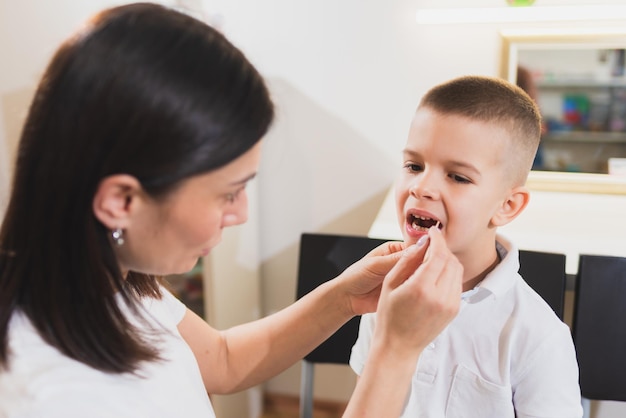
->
<box><xmin>409</xmin><ymin>174</ymin><xmax>440</xmax><ymax>200</ymax></box>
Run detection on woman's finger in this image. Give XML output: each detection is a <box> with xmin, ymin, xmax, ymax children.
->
<box><xmin>382</xmin><ymin>239</ymin><xmax>429</xmax><ymax>291</ymax></box>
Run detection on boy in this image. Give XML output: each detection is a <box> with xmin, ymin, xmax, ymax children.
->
<box><xmin>350</xmin><ymin>76</ymin><xmax>582</xmax><ymax>417</ymax></box>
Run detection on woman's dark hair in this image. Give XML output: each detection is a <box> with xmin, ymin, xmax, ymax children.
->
<box><xmin>0</xmin><ymin>3</ymin><xmax>274</xmax><ymax>373</ymax></box>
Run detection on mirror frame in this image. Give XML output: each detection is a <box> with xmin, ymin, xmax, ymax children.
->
<box><xmin>500</xmin><ymin>29</ymin><xmax>626</xmax><ymax>195</ymax></box>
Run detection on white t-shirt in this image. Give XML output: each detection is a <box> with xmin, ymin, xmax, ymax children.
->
<box><xmin>350</xmin><ymin>236</ymin><xmax>583</xmax><ymax>418</ymax></box>
<box><xmin>0</xmin><ymin>288</ymin><xmax>215</xmax><ymax>418</ymax></box>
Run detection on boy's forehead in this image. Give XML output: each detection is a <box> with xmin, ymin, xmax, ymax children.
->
<box><xmin>411</xmin><ymin>106</ymin><xmax>460</xmax><ymax>126</ymax></box>
<box><xmin>407</xmin><ymin>109</ymin><xmax>512</xmax><ymax>159</ymax></box>
<box><xmin>409</xmin><ymin>107</ymin><xmax>437</xmax><ymax>132</ymax></box>
<box><xmin>410</xmin><ymin>107</ymin><xmax>512</xmax><ymax>137</ymax></box>
<box><xmin>408</xmin><ymin>105</ymin><xmax>530</xmax><ymax>186</ymax></box>
<box><xmin>413</xmin><ymin>106</ymin><xmax>470</xmax><ymax>123</ymax></box>
<box><xmin>409</xmin><ymin>108</ymin><xmax>457</xmax><ymax>137</ymax></box>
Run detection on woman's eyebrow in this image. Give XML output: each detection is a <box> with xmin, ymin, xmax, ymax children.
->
<box><xmin>230</xmin><ymin>172</ymin><xmax>257</xmax><ymax>186</ymax></box>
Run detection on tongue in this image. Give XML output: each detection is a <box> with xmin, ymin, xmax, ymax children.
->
<box><xmin>412</xmin><ymin>219</ymin><xmax>435</xmax><ymax>230</ymax></box>
<box><xmin>420</xmin><ymin>219</ymin><xmax>437</xmax><ymax>228</ymax></box>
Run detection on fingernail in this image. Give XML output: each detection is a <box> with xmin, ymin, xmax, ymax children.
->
<box><xmin>417</xmin><ymin>235</ymin><xmax>429</xmax><ymax>247</ymax></box>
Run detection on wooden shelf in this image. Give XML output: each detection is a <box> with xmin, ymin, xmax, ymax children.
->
<box><xmin>537</xmin><ymin>79</ymin><xmax>626</xmax><ymax>89</ymax></box>
<box><xmin>543</xmin><ymin>131</ymin><xmax>626</xmax><ymax>144</ymax></box>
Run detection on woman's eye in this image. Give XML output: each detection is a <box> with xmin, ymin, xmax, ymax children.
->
<box><xmin>225</xmin><ymin>191</ymin><xmax>238</xmax><ymax>203</ymax></box>
<box><xmin>226</xmin><ymin>187</ymin><xmax>245</xmax><ymax>203</ymax></box>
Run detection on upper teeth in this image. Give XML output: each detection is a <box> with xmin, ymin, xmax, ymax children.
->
<box><xmin>411</xmin><ymin>215</ymin><xmax>441</xmax><ymax>231</ymax></box>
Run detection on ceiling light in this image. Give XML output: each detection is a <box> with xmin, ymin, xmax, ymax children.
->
<box><xmin>416</xmin><ymin>5</ymin><xmax>626</xmax><ymax>25</ymax></box>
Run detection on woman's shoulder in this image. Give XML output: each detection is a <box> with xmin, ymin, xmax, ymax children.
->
<box><xmin>0</xmin><ymin>312</ymin><xmax>112</xmax><ymax>416</ymax></box>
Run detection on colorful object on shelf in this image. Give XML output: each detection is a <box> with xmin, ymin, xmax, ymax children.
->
<box><xmin>166</xmin><ymin>260</ymin><xmax>205</xmax><ymax>318</ymax></box>
<box><xmin>507</xmin><ymin>0</ymin><xmax>535</xmax><ymax>6</ymax></box>
<box><xmin>562</xmin><ymin>94</ymin><xmax>589</xmax><ymax>128</ymax></box>
<box><xmin>610</xmin><ymin>88</ymin><xmax>626</xmax><ymax>132</ymax></box>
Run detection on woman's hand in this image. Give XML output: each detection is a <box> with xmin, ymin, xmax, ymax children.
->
<box><xmin>375</xmin><ymin>226</ymin><xmax>462</xmax><ymax>354</ymax></box>
<box><xmin>337</xmin><ymin>240</ymin><xmax>408</xmax><ymax>317</ymax></box>
<box><xmin>344</xmin><ymin>227</ymin><xmax>462</xmax><ymax>418</ymax></box>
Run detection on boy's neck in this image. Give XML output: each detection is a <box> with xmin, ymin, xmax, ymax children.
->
<box><xmin>460</xmin><ymin>244</ymin><xmax>501</xmax><ymax>292</ymax></box>
<box><xmin>462</xmin><ymin>255</ymin><xmax>499</xmax><ymax>292</ymax></box>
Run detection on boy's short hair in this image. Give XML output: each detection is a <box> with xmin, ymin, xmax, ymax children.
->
<box><xmin>418</xmin><ymin>75</ymin><xmax>541</xmax><ymax>186</ymax></box>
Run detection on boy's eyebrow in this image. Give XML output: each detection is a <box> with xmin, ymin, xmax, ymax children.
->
<box><xmin>402</xmin><ymin>149</ymin><xmax>421</xmax><ymax>159</ymax></box>
<box><xmin>448</xmin><ymin>161</ymin><xmax>481</xmax><ymax>177</ymax></box>
<box><xmin>402</xmin><ymin>149</ymin><xmax>481</xmax><ymax>177</ymax></box>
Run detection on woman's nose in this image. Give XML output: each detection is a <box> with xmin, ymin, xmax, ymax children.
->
<box><xmin>222</xmin><ymin>193</ymin><xmax>249</xmax><ymax>227</ymax></box>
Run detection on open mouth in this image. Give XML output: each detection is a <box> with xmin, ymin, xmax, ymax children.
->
<box><xmin>409</xmin><ymin>214</ymin><xmax>443</xmax><ymax>232</ymax></box>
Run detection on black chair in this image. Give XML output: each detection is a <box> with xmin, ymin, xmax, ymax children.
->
<box><xmin>296</xmin><ymin>233</ymin><xmax>388</xmax><ymax>418</ymax></box>
<box><xmin>572</xmin><ymin>254</ymin><xmax>626</xmax><ymax>416</ymax></box>
<box><xmin>518</xmin><ymin>249</ymin><xmax>567</xmax><ymax>320</ymax></box>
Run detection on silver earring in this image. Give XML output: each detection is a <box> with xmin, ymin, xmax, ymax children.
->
<box><xmin>111</xmin><ymin>228</ymin><xmax>125</xmax><ymax>246</ymax></box>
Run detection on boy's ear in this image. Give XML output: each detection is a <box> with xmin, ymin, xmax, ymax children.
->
<box><xmin>92</xmin><ymin>174</ymin><xmax>142</xmax><ymax>230</ymax></box>
<box><xmin>491</xmin><ymin>186</ymin><xmax>530</xmax><ymax>227</ymax></box>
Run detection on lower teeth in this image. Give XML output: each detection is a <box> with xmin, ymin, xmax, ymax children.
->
<box><xmin>412</xmin><ymin>221</ymin><xmax>429</xmax><ymax>231</ymax></box>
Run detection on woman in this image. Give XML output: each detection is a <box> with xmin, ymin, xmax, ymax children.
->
<box><xmin>0</xmin><ymin>3</ymin><xmax>461</xmax><ymax>417</ymax></box>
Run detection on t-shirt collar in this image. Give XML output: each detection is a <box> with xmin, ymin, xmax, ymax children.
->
<box><xmin>461</xmin><ymin>234</ymin><xmax>519</xmax><ymax>304</ymax></box>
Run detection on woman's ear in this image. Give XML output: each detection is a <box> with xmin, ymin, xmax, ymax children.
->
<box><xmin>491</xmin><ymin>186</ymin><xmax>530</xmax><ymax>227</ymax></box>
<box><xmin>92</xmin><ymin>175</ymin><xmax>142</xmax><ymax>230</ymax></box>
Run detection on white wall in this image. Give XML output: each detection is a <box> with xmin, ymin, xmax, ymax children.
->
<box><xmin>3</xmin><ymin>1</ymin><xmax>626</xmax><ymax>417</ymax></box>
<box><xmin>207</xmin><ymin>1</ymin><xmax>626</xmax><ymax>416</ymax></box>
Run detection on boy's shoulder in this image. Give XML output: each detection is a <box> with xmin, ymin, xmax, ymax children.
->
<box><xmin>472</xmin><ymin>237</ymin><xmax>564</xmax><ymax>326</ymax></box>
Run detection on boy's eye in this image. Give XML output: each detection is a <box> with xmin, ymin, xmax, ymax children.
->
<box><xmin>450</xmin><ymin>173</ymin><xmax>471</xmax><ymax>184</ymax></box>
<box><xmin>404</xmin><ymin>163</ymin><xmax>423</xmax><ymax>172</ymax></box>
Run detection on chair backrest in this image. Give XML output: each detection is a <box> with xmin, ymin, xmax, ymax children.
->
<box><xmin>296</xmin><ymin>232</ymin><xmax>388</xmax><ymax>364</ymax></box>
<box><xmin>518</xmin><ymin>249</ymin><xmax>567</xmax><ymax>320</ymax></box>
<box><xmin>573</xmin><ymin>254</ymin><xmax>626</xmax><ymax>402</ymax></box>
